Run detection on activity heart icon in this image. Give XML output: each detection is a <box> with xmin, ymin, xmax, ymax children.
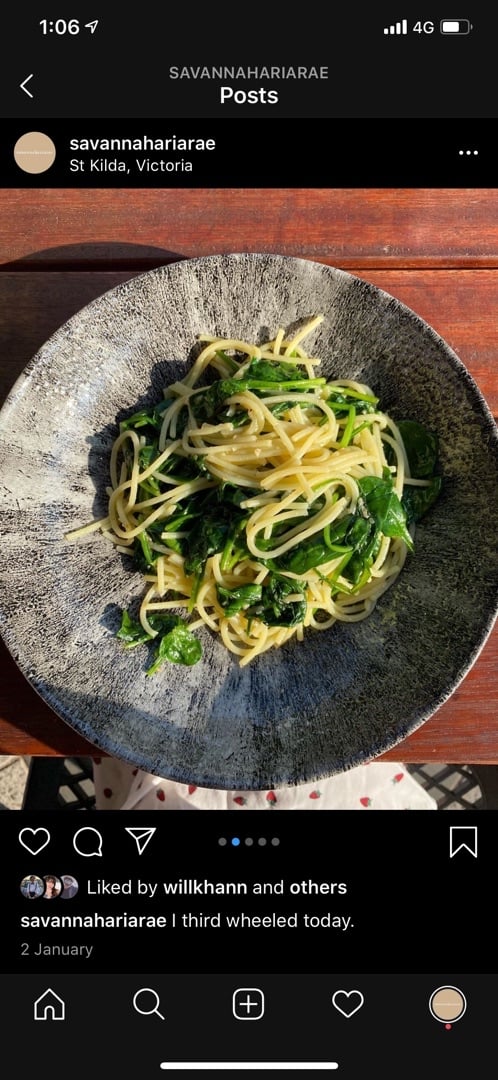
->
<box><xmin>18</xmin><ymin>828</ymin><xmax>51</xmax><ymax>855</ymax></box>
<box><xmin>331</xmin><ymin>990</ymin><xmax>364</xmax><ymax>1018</ymax></box>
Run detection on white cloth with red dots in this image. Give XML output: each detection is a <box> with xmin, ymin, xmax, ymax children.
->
<box><xmin>92</xmin><ymin>759</ymin><xmax>437</xmax><ymax>810</ymax></box>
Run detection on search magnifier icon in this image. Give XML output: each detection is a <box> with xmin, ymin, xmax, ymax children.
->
<box><xmin>133</xmin><ymin>987</ymin><xmax>165</xmax><ymax>1020</ymax></box>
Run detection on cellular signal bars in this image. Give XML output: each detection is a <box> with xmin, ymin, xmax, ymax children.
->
<box><xmin>384</xmin><ymin>19</ymin><xmax>408</xmax><ymax>34</ymax></box>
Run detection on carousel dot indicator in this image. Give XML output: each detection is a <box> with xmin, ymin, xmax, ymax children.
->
<box><xmin>218</xmin><ymin>837</ymin><xmax>227</xmax><ymax>846</ymax></box>
<box><xmin>231</xmin><ymin>837</ymin><xmax>241</xmax><ymax>847</ymax></box>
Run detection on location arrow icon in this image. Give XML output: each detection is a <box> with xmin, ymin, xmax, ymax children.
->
<box><xmin>125</xmin><ymin>827</ymin><xmax>156</xmax><ymax>855</ymax></box>
<box><xmin>20</xmin><ymin>74</ymin><xmax>34</xmax><ymax>98</ymax></box>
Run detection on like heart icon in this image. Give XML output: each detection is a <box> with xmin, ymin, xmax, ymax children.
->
<box><xmin>331</xmin><ymin>990</ymin><xmax>364</xmax><ymax>1018</ymax></box>
<box><xmin>18</xmin><ymin>828</ymin><xmax>51</xmax><ymax>855</ymax></box>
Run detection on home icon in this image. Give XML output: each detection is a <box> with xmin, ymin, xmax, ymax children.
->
<box><xmin>34</xmin><ymin>988</ymin><xmax>66</xmax><ymax>1021</ymax></box>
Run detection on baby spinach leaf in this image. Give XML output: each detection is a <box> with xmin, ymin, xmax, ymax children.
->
<box><xmin>326</xmin><ymin>386</ymin><xmax>378</xmax><ymax>417</ymax></box>
<box><xmin>119</xmin><ymin>408</ymin><xmax>157</xmax><ymax>432</ymax></box>
<box><xmin>220</xmin><ymin>517</ymin><xmax>250</xmax><ymax>572</ymax></box>
<box><xmin>342</xmin><ymin>552</ymin><xmax>372</xmax><ymax>587</ymax></box>
<box><xmin>146</xmin><ymin>624</ymin><xmax>202</xmax><ymax>674</ymax></box>
<box><xmin>402</xmin><ymin>475</ymin><xmax>442</xmax><ymax>524</ymax></box>
<box><xmin>190</xmin><ymin>366</ymin><xmax>325</xmax><ymax>424</ymax></box>
<box><xmin>217</xmin><ymin>483</ymin><xmax>257</xmax><ymax>508</ymax></box>
<box><xmin>340</xmin><ymin>528</ymin><xmax>382</xmax><ymax>587</ymax></box>
<box><xmin>138</xmin><ymin>443</ymin><xmax>159</xmax><ymax>469</ymax></box>
<box><xmin>323</xmin><ymin>514</ymin><xmax>355</xmax><ymax>546</ymax></box>
<box><xmin>117</xmin><ymin>609</ymin><xmax>190</xmax><ymax>646</ymax></box>
<box><xmin>184</xmin><ymin>511</ymin><xmax>229</xmax><ymax>575</ymax></box>
<box><xmin>217</xmin><ymin>406</ymin><xmax>250</xmax><ymax>428</ymax></box>
<box><xmin>243</xmin><ymin>358</ymin><xmax>309</xmax><ymax>383</ymax></box>
<box><xmin>116</xmin><ymin>610</ymin><xmax>152</xmax><ymax>648</ymax></box>
<box><xmin>267</xmin><ymin>401</ymin><xmax>298</xmax><ymax>418</ymax></box>
<box><xmin>217</xmin><ymin>583</ymin><xmax>263</xmax><ymax>616</ymax></box>
<box><xmin>249</xmin><ymin>573</ymin><xmax>307</xmax><ymax>627</ymax></box>
<box><xmin>190</xmin><ymin>379</ymin><xmax>243</xmax><ymax>423</ymax></box>
<box><xmin>119</xmin><ymin>399</ymin><xmax>172</xmax><ymax>435</ymax></box>
<box><xmin>279</xmin><ymin>536</ymin><xmax>345</xmax><ymax>574</ymax></box>
<box><xmin>358</xmin><ymin>476</ymin><xmax>414</xmax><ymax>552</ymax></box>
<box><xmin>397</xmin><ymin>420</ymin><xmax>438</xmax><ymax>479</ymax></box>
<box><xmin>136</xmin><ymin>530</ymin><xmax>157</xmax><ymax>569</ymax></box>
<box><xmin>345</xmin><ymin>512</ymin><xmax>376</xmax><ymax>553</ymax></box>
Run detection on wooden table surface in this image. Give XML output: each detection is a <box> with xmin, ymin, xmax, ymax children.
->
<box><xmin>1</xmin><ymin>188</ymin><xmax>497</xmax><ymax>762</ymax></box>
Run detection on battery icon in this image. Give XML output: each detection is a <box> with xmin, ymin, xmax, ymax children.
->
<box><xmin>440</xmin><ymin>19</ymin><xmax>472</xmax><ymax>33</ymax></box>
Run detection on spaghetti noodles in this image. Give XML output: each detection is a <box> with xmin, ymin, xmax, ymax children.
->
<box><xmin>65</xmin><ymin>316</ymin><xmax>441</xmax><ymax>670</ymax></box>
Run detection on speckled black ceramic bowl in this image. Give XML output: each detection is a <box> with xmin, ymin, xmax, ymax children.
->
<box><xmin>1</xmin><ymin>254</ymin><xmax>498</xmax><ymax>788</ymax></box>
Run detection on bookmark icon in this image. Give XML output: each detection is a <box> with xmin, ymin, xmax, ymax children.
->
<box><xmin>449</xmin><ymin>826</ymin><xmax>478</xmax><ymax>858</ymax></box>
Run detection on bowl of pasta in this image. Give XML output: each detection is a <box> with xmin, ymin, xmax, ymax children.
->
<box><xmin>1</xmin><ymin>253</ymin><xmax>497</xmax><ymax>787</ymax></box>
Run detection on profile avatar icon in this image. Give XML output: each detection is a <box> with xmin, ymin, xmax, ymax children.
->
<box><xmin>60</xmin><ymin>874</ymin><xmax>79</xmax><ymax>899</ymax></box>
<box><xmin>20</xmin><ymin>874</ymin><xmax>44</xmax><ymax>899</ymax></box>
<box><xmin>43</xmin><ymin>874</ymin><xmax>63</xmax><ymax>899</ymax></box>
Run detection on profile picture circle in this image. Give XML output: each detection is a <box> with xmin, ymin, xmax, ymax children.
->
<box><xmin>60</xmin><ymin>874</ymin><xmax>79</xmax><ymax>899</ymax></box>
<box><xmin>20</xmin><ymin>874</ymin><xmax>45</xmax><ymax>899</ymax></box>
<box><xmin>43</xmin><ymin>874</ymin><xmax>63</xmax><ymax>899</ymax></box>
<box><xmin>13</xmin><ymin>131</ymin><xmax>56</xmax><ymax>174</ymax></box>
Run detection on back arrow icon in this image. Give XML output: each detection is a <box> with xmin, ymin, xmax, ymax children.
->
<box><xmin>20</xmin><ymin>74</ymin><xmax>34</xmax><ymax>98</ymax></box>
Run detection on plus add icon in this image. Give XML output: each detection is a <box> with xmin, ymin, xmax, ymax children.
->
<box><xmin>232</xmin><ymin>987</ymin><xmax>265</xmax><ymax>1020</ymax></box>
